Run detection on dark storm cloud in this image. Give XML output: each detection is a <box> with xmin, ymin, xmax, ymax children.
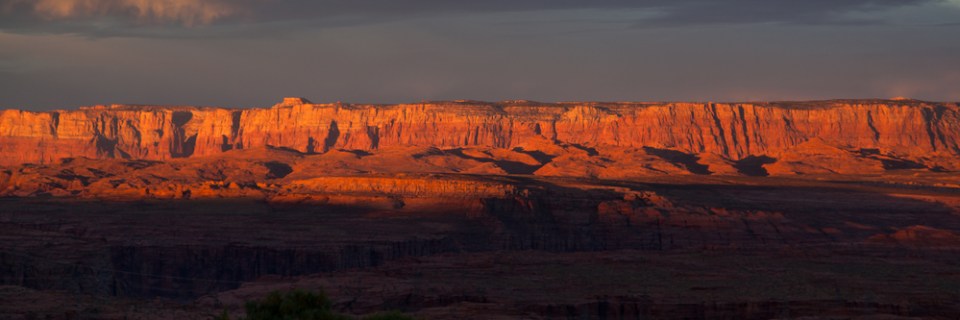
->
<box><xmin>0</xmin><ymin>0</ymin><xmax>945</xmax><ymax>37</ymax></box>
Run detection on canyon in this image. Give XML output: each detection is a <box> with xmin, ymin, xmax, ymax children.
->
<box><xmin>1</xmin><ymin>98</ymin><xmax>960</xmax><ymax>319</ymax></box>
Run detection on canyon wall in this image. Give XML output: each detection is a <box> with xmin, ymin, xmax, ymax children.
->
<box><xmin>1</xmin><ymin>98</ymin><xmax>958</xmax><ymax>167</ymax></box>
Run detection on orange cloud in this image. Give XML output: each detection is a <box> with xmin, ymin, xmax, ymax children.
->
<box><xmin>10</xmin><ymin>0</ymin><xmax>247</xmax><ymax>25</ymax></box>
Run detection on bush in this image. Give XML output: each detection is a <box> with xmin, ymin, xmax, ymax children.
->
<box><xmin>242</xmin><ymin>289</ymin><xmax>348</xmax><ymax>320</ymax></box>
<box><xmin>362</xmin><ymin>311</ymin><xmax>415</xmax><ymax>320</ymax></box>
<box><xmin>220</xmin><ymin>289</ymin><xmax>415</xmax><ymax>320</ymax></box>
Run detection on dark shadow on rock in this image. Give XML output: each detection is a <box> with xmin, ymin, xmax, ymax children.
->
<box><xmin>323</xmin><ymin>121</ymin><xmax>340</xmax><ymax>153</ymax></box>
<box><xmin>264</xmin><ymin>161</ymin><xmax>294</xmax><ymax>179</ymax></box>
<box><xmin>860</xmin><ymin>149</ymin><xmax>928</xmax><ymax>170</ymax></box>
<box><xmin>879</xmin><ymin>158</ymin><xmax>927</xmax><ymax>170</ymax></box>
<box><xmin>735</xmin><ymin>156</ymin><xmax>777</xmax><ymax>177</ymax></box>
<box><xmin>179</xmin><ymin>134</ymin><xmax>197</xmax><ymax>158</ymax></box>
<box><xmin>411</xmin><ymin>147</ymin><xmax>444</xmax><ymax>159</ymax></box>
<box><xmin>642</xmin><ymin>147</ymin><xmax>711</xmax><ymax>175</ymax></box>
<box><xmin>229</xmin><ymin>111</ymin><xmax>242</xmax><ymax>137</ymax></box>
<box><xmin>122</xmin><ymin>160</ymin><xmax>160</xmax><ymax>170</ymax></box>
<box><xmin>511</xmin><ymin>147</ymin><xmax>556</xmax><ymax>165</ymax></box>
<box><xmin>447</xmin><ymin>148</ymin><xmax>541</xmax><ymax>174</ymax></box>
<box><xmin>339</xmin><ymin>149</ymin><xmax>372</xmax><ymax>158</ymax></box>
<box><xmin>95</xmin><ymin>136</ymin><xmax>118</xmax><ymax>158</ymax></box>
<box><xmin>116</xmin><ymin>149</ymin><xmax>132</xmax><ymax>160</ymax></box>
<box><xmin>221</xmin><ymin>135</ymin><xmax>234</xmax><ymax>152</ymax></box>
<box><xmin>54</xmin><ymin>170</ymin><xmax>91</xmax><ymax>186</ymax></box>
<box><xmin>306</xmin><ymin>137</ymin><xmax>317</xmax><ymax>154</ymax></box>
<box><xmin>171</xmin><ymin>111</ymin><xmax>193</xmax><ymax>127</ymax></box>
<box><xmin>366</xmin><ymin>126</ymin><xmax>380</xmax><ymax>149</ymax></box>
<box><xmin>570</xmin><ymin>144</ymin><xmax>599</xmax><ymax>156</ymax></box>
<box><xmin>266</xmin><ymin>145</ymin><xmax>305</xmax><ymax>154</ymax></box>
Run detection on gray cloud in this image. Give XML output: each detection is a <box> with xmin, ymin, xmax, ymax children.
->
<box><xmin>631</xmin><ymin>0</ymin><xmax>943</xmax><ymax>26</ymax></box>
<box><xmin>0</xmin><ymin>0</ymin><xmax>947</xmax><ymax>37</ymax></box>
<box><xmin>0</xmin><ymin>0</ymin><xmax>958</xmax><ymax>110</ymax></box>
<box><xmin>4</xmin><ymin>0</ymin><xmax>244</xmax><ymax>24</ymax></box>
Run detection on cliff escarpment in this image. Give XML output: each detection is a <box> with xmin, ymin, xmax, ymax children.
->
<box><xmin>1</xmin><ymin>98</ymin><xmax>958</xmax><ymax>173</ymax></box>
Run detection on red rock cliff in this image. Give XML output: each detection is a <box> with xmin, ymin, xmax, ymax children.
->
<box><xmin>1</xmin><ymin>98</ymin><xmax>958</xmax><ymax>169</ymax></box>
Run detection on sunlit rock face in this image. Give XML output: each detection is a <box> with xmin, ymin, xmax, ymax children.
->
<box><xmin>0</xmin><ymin>98</ymin><xmax>958</xmax><ymax>172</ymax></box>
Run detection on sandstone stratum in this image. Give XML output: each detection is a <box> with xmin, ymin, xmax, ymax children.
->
<box><xmin>2</xmin><ymin>97</ymin><xmax>958</xmax><ymax>171</ymax></box>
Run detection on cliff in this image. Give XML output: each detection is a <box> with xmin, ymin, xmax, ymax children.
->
<box><xmin>1</xmin><ymin>98</ymin><xmax>958</xmax><ymax>173</ymax></box>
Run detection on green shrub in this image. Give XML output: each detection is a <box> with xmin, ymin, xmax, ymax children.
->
<box><xmin>242</xmin><ymin>289</ymin><xmax>348</xmax><ymax>320</ymax></box>
<box><xmin>362</xmin><ymin>311</ymin><xmax>416</xmax><ymax>320</ymax></box>
<box><xmin>222</xmin><ymin>289</ymin><xmax>415</xmax><ymax>320</ymax></box>
<box><xmin>214</xmin><ymin>309</ymin><xmax>231</xmax><ymax>320</ymax></box>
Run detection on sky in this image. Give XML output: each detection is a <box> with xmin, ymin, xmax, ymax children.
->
<box><xmin>0</xmin><ymin>0</ymin><xmax>959</xmax><ymax>110</ymax></box>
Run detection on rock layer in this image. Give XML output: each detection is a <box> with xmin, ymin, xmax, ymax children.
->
<box><xmin>1</xmin><ymin>99</ymin><xmax>958</xmax><ymax>171</ymax></box>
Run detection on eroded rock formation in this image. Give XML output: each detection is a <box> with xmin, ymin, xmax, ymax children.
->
<box><xmin>2</xmin><ymin>98</ymin><xmax>958</xmax><ymax>172</ymax></box>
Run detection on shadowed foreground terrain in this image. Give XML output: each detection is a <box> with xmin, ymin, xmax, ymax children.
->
<box><xmin>1</xmin><ymin>99</ymin><xmax>960</xmax><ymax>319</ymax></box>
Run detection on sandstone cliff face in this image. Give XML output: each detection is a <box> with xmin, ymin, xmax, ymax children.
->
<box><xmin>1</xmin><ymin>99</ymin><xmax>958</xmax><ymax>171</ymax></box>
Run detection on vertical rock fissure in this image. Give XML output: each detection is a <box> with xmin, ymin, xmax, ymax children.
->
<box><xmin>921</xmin><ymin>108</ymin><xmax>939</xmax><ymax>152</ymax></box>
<box><xmin>865</xmin><ymin>110</ymin><xmax>880</xmax><ymax>141</ymax></box>
<box><xmin>738</xmin><ymin>105</ymin><xmax>750</xmax><ymax>155</ymax></box>
<box><xmin>49</xmin><ymin>112</ymin><xmax>60</xmax><ymax>138</ymax></box>
<box><xmin>932</xmin><ymin>106</ymin><xmax>950</xmax><ymax>152</ymax></box>
<box><xmin>366</xmin><ymin>126</ymin><xmax>380</xmax><ymax>149</ymax></box>
<box><xmin>230</xmin><ymin>110</ymin><xmax>242</xmax><ymax>139</ymax></box>
<box><xmin>708</xmin><ymin>103</ymin><xmax>730</xmax><ymax>156</ymax></box>
<box><xmin>170</xmin><ymin>111</ymin><xmax>196</xmax><ymax>158</ymax></box>
<box><xmin>323</xmin><ymin>120</ymin><xmax>340</xmax><ymax>153</ymax></box>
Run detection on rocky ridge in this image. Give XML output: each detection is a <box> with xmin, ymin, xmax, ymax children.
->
<box><xmin>1</xmin><ymin>98</ymin><xmax>957</xmax><ymax>173</ymax></box>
